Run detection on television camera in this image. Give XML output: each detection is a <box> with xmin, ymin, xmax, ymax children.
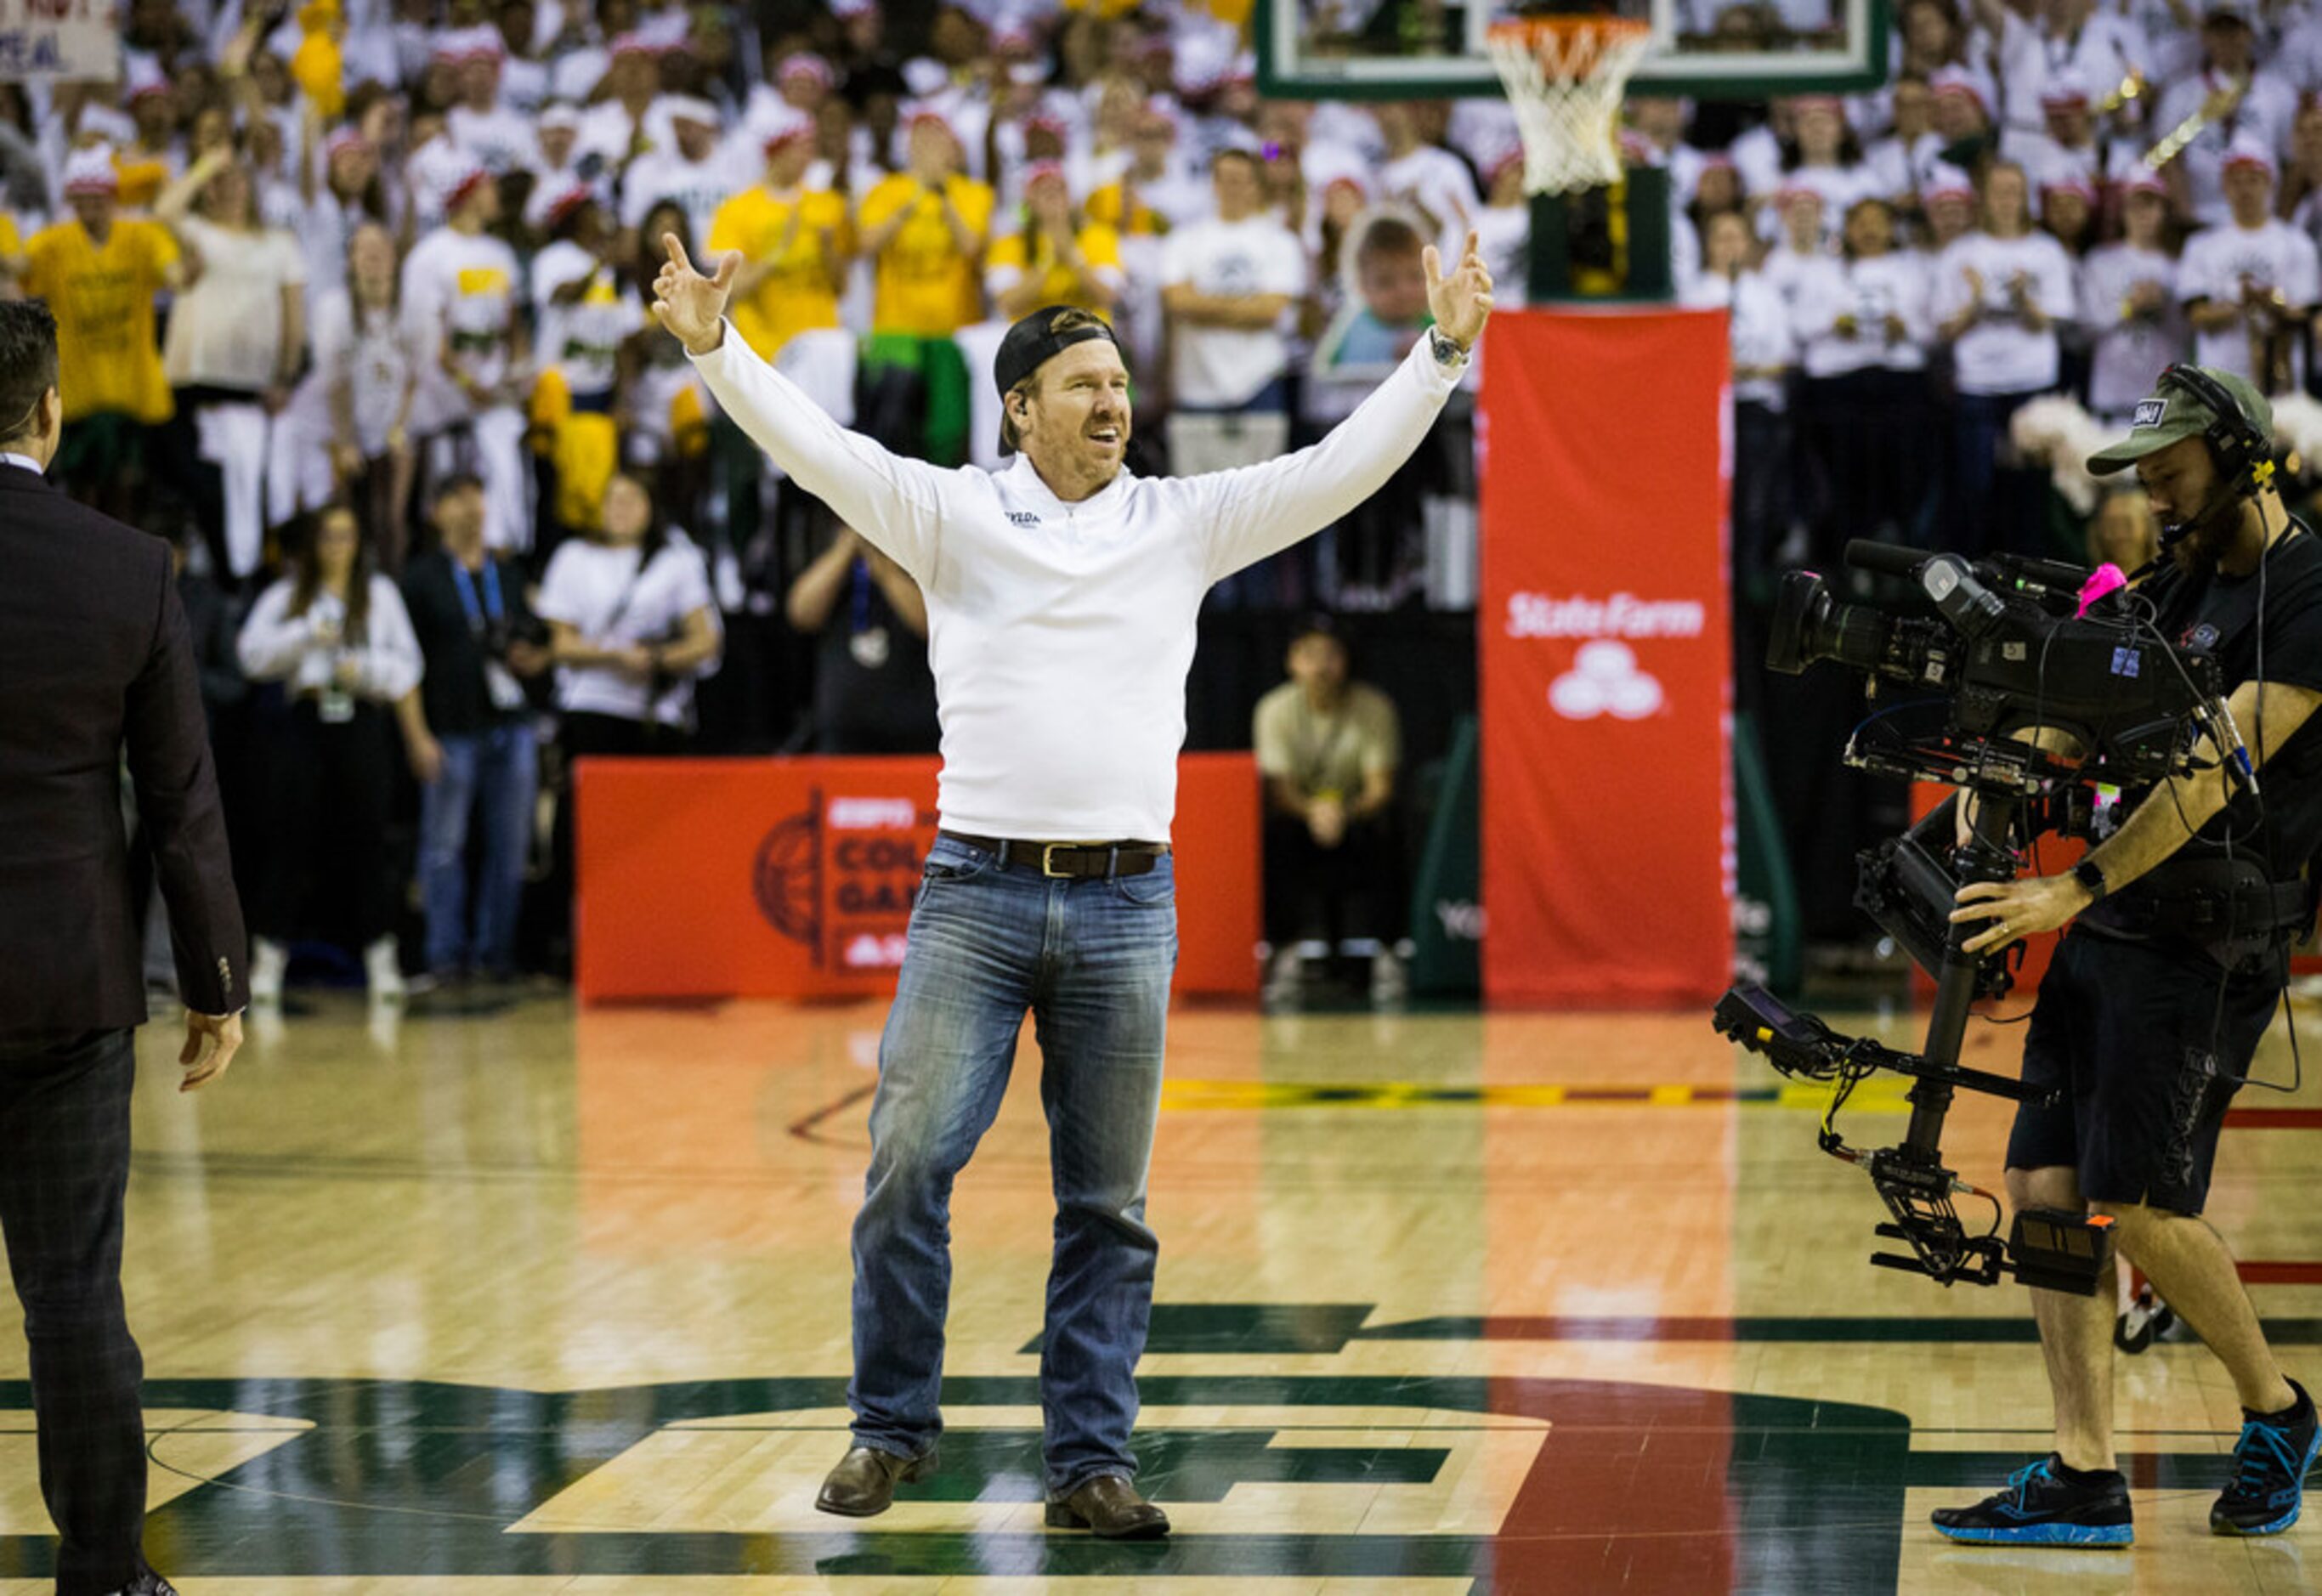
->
<box><xmin>1714</xmin><ymin>540</ymin><xmax>2225</xmax><ymax>1294</ymax></box>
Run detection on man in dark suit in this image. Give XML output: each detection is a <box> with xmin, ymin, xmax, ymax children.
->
<box><xmin>0</xmin><ymin>301</ymin><xmax>245</xmax><ymax>1596</ymax></box>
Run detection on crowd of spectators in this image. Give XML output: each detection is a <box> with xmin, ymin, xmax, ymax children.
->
<box><xmin>20</xmin><ymin>0</ymin><xmax>2322</xmax><ymax>989</ymax></box>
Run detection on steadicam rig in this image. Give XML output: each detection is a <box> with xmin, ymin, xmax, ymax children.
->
<box><xmin>1715</xmin><ymin>540</ymin><xmax>2223</xmax><ymax>1293</ymax></box>
<box><xmin>1713</xmin><ymin>982</ymin><xmax>2112</xmax><ymax>1292</ymax></box>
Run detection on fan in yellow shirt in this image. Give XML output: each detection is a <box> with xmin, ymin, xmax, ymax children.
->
<box><xmin>22</xmin><ymin>153</ymin><xmax>184</xmax><ymax>514</ymax></box>
<box><xmin>706</xmin><ymin>116</ymin><xmax>852</xmax><ymax>362</ymax></box>
<box><xmin>985</xmin><ymin>165</ymin><xmax>1124</xmax><ymax>323</ymax></box>
<box><xmin>858</xmin><ymin>112</ymin><xmax>994</xmax><ymax>338</ymax></box>
<box><xmin>856</xmin><ymin>111</ymin><xmax>993</xmax><ymax>465</ymax></box>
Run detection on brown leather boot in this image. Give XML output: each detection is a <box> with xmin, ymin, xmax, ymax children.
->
<box><xmin>1045</xmin><ymin>1474</ymin><xmax>1169</xmax><ymax>1538</ymax></box>
<box><xmin>815</xmin><ymin>1444</ymin><xmax>937</xmax><ymax>1517</ymax></box>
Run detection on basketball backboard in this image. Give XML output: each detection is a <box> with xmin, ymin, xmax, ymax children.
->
<box><xmin>1255</xmin><ymin>0</ymin><xmax>1891</xmax><ymax>101</ymax></box>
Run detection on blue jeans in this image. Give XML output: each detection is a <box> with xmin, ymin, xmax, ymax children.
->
<box><xmin>417</xmin><ymin>720</ymin><xmax>539</xmax><ymax>975</ymax></box>
<box><xmin>849</xmin><ymin>834</ymin><xmax>1177</xmax><ymax>1496</ymax></box>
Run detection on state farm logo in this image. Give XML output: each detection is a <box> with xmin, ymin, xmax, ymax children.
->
<box><xmin>1504</xmin><ymin>591</ymin><xmax>1706</xmax><ymax>639</ymax></box>
<box><xmin>1550</xmin><ymin>640</ymin><xmax>1663</xmax><ymax>720</ymax></box>
<box><xmin>1507</xmin><ymin>591</ymin><xmax>1697</xmax><ymax>722</ymax></box>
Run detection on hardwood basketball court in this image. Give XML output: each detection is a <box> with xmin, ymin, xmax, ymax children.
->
<box><xmin>5</xmin><ymin>988</ymin><xmax>2318</xmax><ymax>1593</ymax></box>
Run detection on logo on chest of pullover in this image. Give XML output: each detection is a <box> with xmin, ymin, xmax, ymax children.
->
<box><xmin>1006</xmin><ymin>511</ymin><xmax>1041</xmax><ymax>528</ymax></box>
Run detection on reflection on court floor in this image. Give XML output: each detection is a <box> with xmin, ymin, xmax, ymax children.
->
<box><xmin>3</xmin><ymin>994</ymin><xmax>2319</xmax><ymax>1593</ymax></box>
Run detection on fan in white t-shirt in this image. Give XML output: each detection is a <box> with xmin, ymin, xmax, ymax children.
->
<box><xmin>522</xmin><ymin>104</ymin><xmax>607</xmax><ymax>233</ymax></box>
<box><xmin>573</xmin><ymin>35</ymin><xmax>664</xmax><ymax>166</ymax></box>
<box><xmin>1931</xmin><ymin>162</ymin><xmax>2077</xmax><ymax>398</ymax></box>
<box><xmin>1682</xmin><ymin>211</ymin><xmax>1794</xmax><ymax>412</ymax></box>
<box><xmin>401</xmin><ymin>167</ymin><xmax>533</xmax><ymax>551</ymax></box>
<box><xmin>1471</xmin><ymin>150</ymin><xmax>1530</xmax><ymax>312</ymax></box>
<box><xmin>620</xmin><ymin>98</ymin><xmax>741</xmax><ymax>257</ymax></box>
<box><xmin>1760</xmin><ymin>187</ymin><xmax>1834</xmax><ymax>310</ymax></box>
<box><xmin>1159</xmin><ymin>149</ymin><xmax>1309</xmax><ymax>413</ymax></box>
<box><xmin>1789</xmin><ymin>199</ymin><xmax>1934</xmax><ymax>380</ymax></box>
<box><xmin>1929</xmin><ymin>68</ymin><xmax>1998</xmax><ymax>165</ymax></box>
<box><xmin>1970</xmin><ymin>0</ymin><xmax>2148</xmax><ymax>134</ymax></box>
<box><xmin>153</xmin><ymin>150</ymin><xmax>307</xmax><ymax>580</ymax></box>
<box><xmin>444</xmin><ymin>30</ymin><xmax>537</xmax><ymax>173</ymax></box>
<box><xmin>2179</xmin><ymin>140</ymin><xmax>2321</xmax><ymax>395</ymax></box>
<box><xmin>1373</xmin><ymin>101</ymin><xmax>1479</xmax><ymax>263</ymax></box>
<box><xmin>1866</xmin><ymin>74</ymin><xmax>1948</xmax><ymax>205</ymax></box>
<box><xmin>535</xmin><ymin>474</ymin><xmax>723</xmax><ymax>734</ymax></box>
<box><xmin>1770</xmin><ymin>97</ymin><xmax>1882</xmax><ymax>246</ymax></box>
<box><xmin>2000</xmin><ymin>71</ymin><xmax>2140</xmax><ymax>197</ymax></box>
<box><xmin>2079</xmin><ymin>175</ymin><xmax>2187</xmax><ymax>423</ymax></box>
<box><xmin>269</xmin><ymin>221</ymin><xmax>426</xmax><ymax>544</ymax></box>
<box><xmin>1684</xmin><ymin>208</ymin><xmax>1797</xmax><ymax>579</ymax></box>
<box><xmin>2149</xmin><ymin>15</ymin><xmax>2298</xmax><ymax>229</ymax></box>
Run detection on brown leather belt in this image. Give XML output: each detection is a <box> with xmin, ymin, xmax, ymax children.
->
<box><xmin>937</xmin><ymin>830</ymin><xmax>1169</xmax><ymax>880</ymax></box>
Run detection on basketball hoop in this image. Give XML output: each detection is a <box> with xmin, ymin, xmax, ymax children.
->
<box><xmin>1487</xmin><ymin>15</ymin><xmax>1658</xmax><ymax>195</ymax></box>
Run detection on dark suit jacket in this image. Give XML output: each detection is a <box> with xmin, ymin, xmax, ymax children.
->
<box><xmin>0</xmin><ymin>463</ymin><xmax>245</xmax><ymax>1038</ymax></box>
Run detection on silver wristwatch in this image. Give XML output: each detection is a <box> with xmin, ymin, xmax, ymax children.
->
<box><xmin>1428</xmin><ymin>327</ymin><xmax>1468</xmax><ymax>367</ymax></box>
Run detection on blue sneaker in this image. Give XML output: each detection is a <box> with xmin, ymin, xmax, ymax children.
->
<box><xmin>1931</xmin><ymin>1454</ymin><xmax>2133</xmax><ymax>1547</ymax></box>
<box><xmin>2212</xmin><ymin>1378</ymin><xmax>2320</xmax><ymax>1536</ymax></box>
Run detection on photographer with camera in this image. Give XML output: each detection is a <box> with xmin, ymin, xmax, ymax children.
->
<box><xmin>399</xmin><ymin>473</ymin><xmax>550</xmax><ymax>988</ymax></box>
<box><xmin>1934</xmin><ymin>365</ymin><xmax>2322</xmax><ymax>1547</ymax></box>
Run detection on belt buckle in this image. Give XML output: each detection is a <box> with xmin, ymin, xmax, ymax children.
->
<box><xmin>1041</xmin><ymin>842</ymin><xmax>1073</xmax><ymax>879</ymax></box>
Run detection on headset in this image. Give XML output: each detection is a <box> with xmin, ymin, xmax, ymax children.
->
<box><xmin>2156</xmin><ymin>363</ymin><xmax>2276</xmax><ymax>527</ymax></box>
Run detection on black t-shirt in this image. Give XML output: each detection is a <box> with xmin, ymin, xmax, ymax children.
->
<box><xmin>2127</xmin><ymin>518</ymin><xmax>2322</xmax><ymax>885</ymax></box>
<box><xmin>401</xmin><ymin>549</ymin><xmax>537</xmax><ymax>738</ymax></box>
<box><xmin>813</xmin><ymin>560</ymin><xmax>940</xmax><ymax>756</ymax></box>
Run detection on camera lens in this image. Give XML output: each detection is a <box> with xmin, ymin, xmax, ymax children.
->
<box><xmin>1766</xmin><ymin>572</ymin><xmax>1828</xmax><ymax>675</ymax></box>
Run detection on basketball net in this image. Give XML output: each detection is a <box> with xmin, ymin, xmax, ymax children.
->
<box><xmin>1487</xmin><ymin>17</ymin><xmax>1657</xmax><ymax>195</ymax></box>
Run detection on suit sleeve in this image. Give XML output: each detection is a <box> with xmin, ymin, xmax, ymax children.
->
<box><xmin>125</xmin><ymin>547</ymin><xmax>247</xmax><ymax>1016</ymax></box>
<box><xmin>1187</xmin><ymin>333</ymin><xmax>1466</xmax><ymax>583</ymax></box>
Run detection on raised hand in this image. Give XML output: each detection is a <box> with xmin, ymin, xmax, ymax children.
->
<box><xmin>650</xmin><ymin>232</ymin><xmax>739</xmax><ymax>357</ymax></box>
<box><xmin>1424</xmin><ymin>229</ymin><xmax>1495</xmax><ymax>353</ymax></box>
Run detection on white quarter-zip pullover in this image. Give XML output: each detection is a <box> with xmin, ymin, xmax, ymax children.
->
<box><xmin>690</xmin><ymin>320</ymin><xmax>1467</xmax><ymax>841</ymax></box>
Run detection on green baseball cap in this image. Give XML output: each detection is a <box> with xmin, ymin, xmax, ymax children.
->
<box><xmin>2087</xmin><ymin>366</ymin><xmax>2272</xmax><ymax>476</ymax></box>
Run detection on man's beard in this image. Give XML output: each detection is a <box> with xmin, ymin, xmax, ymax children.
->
<box><xmin>2168</xmin><ymin>489</ymin><xmax>2246</xmax><ymax>574</ymax></box>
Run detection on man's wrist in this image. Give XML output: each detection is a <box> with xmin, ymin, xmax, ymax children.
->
<box><xmin>683</xmin><ymin>320</ymin><xmax>725</xmax><ymax>358</ymax></box>
<box><xmin>1428</xmin><ymin>326</ymin><xmax>1469</xmax><ymax>365</ymax></box>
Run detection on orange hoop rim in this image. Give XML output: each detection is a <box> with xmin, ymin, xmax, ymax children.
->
<box><xmin>1486</xmin><ymin>15</ymin><xmax>1657</xmax><ymax>76</ymax></box>
<box><xmin>1486</xmin><ymin>15</ymin><xmax>1657</xmax><ymax>43</ymax></box>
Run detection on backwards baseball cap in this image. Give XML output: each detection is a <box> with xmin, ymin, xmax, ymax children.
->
<box><xmin>994</xmin><ymin>305</ymin><xmax>1120</xmax><ymax>399</ymax></box>
<box><xmin>993</xmin><ymin>306</ymin><xmax>1123</xmax><ymax>452</ymax></box>
<box><xmin>2087</xmin><ymin>366</ymin><xmax>2270</xmax><ymax>475</ymax></box>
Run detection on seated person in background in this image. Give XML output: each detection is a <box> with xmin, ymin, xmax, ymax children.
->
<box><xmin>784</xmin><ymin>523</ymin><xmax>940</xmax><ymax>755</ymax></box>
<box><xmin>1254</xmin><ymin>620</ymin><xmax>1406</xmax><ymax>1006</ymax></box>
<box><xmin>2087</xmin><ymin>484</ymin><xmax>2159</xmax><ymax>578</ymax></box>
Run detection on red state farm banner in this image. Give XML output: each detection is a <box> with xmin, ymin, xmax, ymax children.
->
<box><xmin>1479</xmin><ymin>308</ymin><xmax>1733</xmax><ymax>1005</ymax></box>
<box><xmin>575</xmin><ymin>754</ymin><xmax>1260</xmax><ymax>1001</ymax></box>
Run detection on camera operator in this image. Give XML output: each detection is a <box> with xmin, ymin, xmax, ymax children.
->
<box><xmin>399</xmin><ymin>473</ymin><xmax>550</xmax><ymax>988</ymax></box>
<box><xmin>1935</xmin><ymin>365</ymin><xmax>2322</xmax><ymax>1548</ymax></box>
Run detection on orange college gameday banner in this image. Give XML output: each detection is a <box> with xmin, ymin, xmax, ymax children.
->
<box><xmin>575</xmin><ymin>754</ymin><xmax>1261</xmax><ymax>1001</ymax></box>
<box><xmin>1479</xmin><ymin>308</ymin><xmax>1733</xmax><ymax>1005</ymax></box>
